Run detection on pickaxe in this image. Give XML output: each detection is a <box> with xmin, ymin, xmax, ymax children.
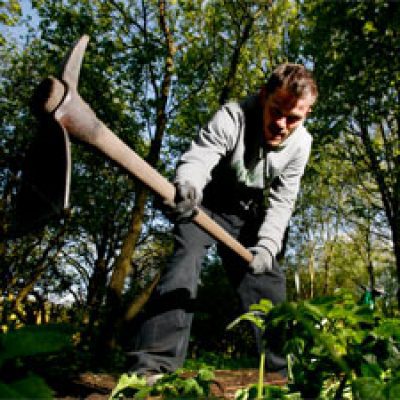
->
<box><xmin>18</xmin><ymin>35</ymin><xmax>253</xmax><ymax>263</ymax></box>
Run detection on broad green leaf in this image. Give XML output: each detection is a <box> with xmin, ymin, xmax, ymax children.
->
<box><xmin>352</xmin><ymin>377</ymin><xmax>385</xmax><ymax>400</ymax></box>
<box><xmin>109</xmin><ymin>373</ymin><xmax>147</xmax><ymax>399</ymax></box>
<box><xmin>197</xmin><ymin>368</ymin><xmax>215</xmax><ymax>382</ymax></box>
<box><xmin>284</xmin><ymin>337</ymin><xmax>305</xmax><ymax>354</ymax></box>
<box><xmin>6</xmin><ymin>375</ymin><xmax>53</xmax><ymax>399</ymax></box>
<box><xmin>0</xmin><ymin>324</ymin><xmax>72</xmax><ymax>367</ymax></box>
<box><xmin>249</xmin><ymin>299</ymin><xmax>273</xmax><ymax>315</ymax></box>
<box><xmin>374</xmin><ymin>319</ymin><xmax>400</xmax><ymax>339</ymax></box>
<box><xmin>227</xmin><ymin>312</ymin><xmax>265</xmax><ymax>331</ymax></box>
<box><xmin>0</xmin><ymin>382</ymin><xmax>21</xmax><ymax>399</ymax></box>
<box><xmin>360</xmin><ymin>362</ymin><xmax>383</xmax><ymax>379</ymax></box>
<box><xmin>384</xmin><ymin>377</ymin><xmax>400</xmax><ymax>400</ymax></box>
<box><xmin>299</xmin><ymin>302</ymin><xmax>325</xmax><ymax>321</ymax></box>
<box><xmin>263</xmin><ymin>384</ymin><xmax>289</xmax><ymax>398</ymax></box>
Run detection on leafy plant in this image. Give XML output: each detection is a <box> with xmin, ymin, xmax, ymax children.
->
<box><xmin>110</xmin><ymin>368</ymin><xmax>215</xmax><ymax>399</ymax></box>
<box><xmin>0</xmin><ymin>324</ymin><xmax>72</xmax><ymax>399</ymax></box>
<box><xmin>228</xmin><ymin>299</ymin><xmax>274</xmax><ymax>400</ymax></box>
<box><xmin>230</xmin><ymin>291</ymin><xmax>400</xmax><ymax>399</ymax></box>
<box><xmin>234</xmin><ymin>383</ymin><xmax>300</xmax><ymax>400</ymax></box>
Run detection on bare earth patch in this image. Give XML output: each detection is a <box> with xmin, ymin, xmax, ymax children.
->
<box><xmin>54</xmin><ymin>370</ymin><xmax>287</xmax><ymax>399</ymax></box>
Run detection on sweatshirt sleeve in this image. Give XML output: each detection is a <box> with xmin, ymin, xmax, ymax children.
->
<box><xmin>258</xmin><ymin>140</ymin><xmax>312</xmax><ymax>256</ymax></box>
<box><xmin>175</xmin><ymin>103</ymin><xmax>240</xmax><ymax>194</ymax></box>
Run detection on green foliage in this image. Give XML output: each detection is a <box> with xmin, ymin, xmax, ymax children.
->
<box><xmin>0</xmin><ymin>324</ymin><xmax>72</xmax><ymax>367</ymax></box>
<box><xmin>110</xmin><ymin>368</ymin><xmax>215</xmax><ymax>399</ymax></box>
<box><xmin>352</xmin><ymin>371</ymin><xmax>400</xmax><ymax>400</ymax></box>
<box><xmin>235</xmin><ymin>384</ymin><xmax>300</xmax><ymax>400</ymax></box>
<box><xmin>0</xmin><ymin>324</ymin><xmax>72</xmax><ymax>399</ymax></box>
<box><xmin>232</xmin><ymin>292</ymin><xmax>400</xmax><ymax>399</ymax></box>
<box><xmin>0</xmin><ymin>374</ymin><xmax>54</xmax><ymax>399</ymax></box>
<box><xmin>303</xmin><ymin>0</ymin><xmax>400</xmax><ymax>122</ymax></box>
<box><xmin>0</xmin><ymin>0</ymin><xmax>21</xmax><ymax>25</ymax></box>
<box><xmin>184</xmin><ymin>351</ymin><xmax>257</xmax><ymax>371</ymax></box>
<box><xmin>296</xmin><ymin>0</ymin><xmax>400</xmax><ymax>307</ymax></box>
<box><xmin>228</xmin><ymin>299</ymin><xmax>274</xmax><ymax>399</ymax></box>
<box><xmin>109</xmin><ymin>373</ymin><xmax>147</xmax><ymax>399</ymax></box>
<box><xmin>228</xmin><ymin>298</ymin><xmax>274</xmax><ymax>332</ymax></box>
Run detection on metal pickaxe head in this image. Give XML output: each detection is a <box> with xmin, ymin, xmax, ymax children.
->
<box><xmin>13</xmin><ymin>117</ymin><xmax>71</xmax><ymax>236</ymax></box>
<box><xmin>12</xmin><ymin>36</ymin><xmax>90</xmax><ymax>236</ymax></box>
<box><xmin>61</xmin><ymin>35</ymin><xmax>89</xmax><ymax>90</ymax></box>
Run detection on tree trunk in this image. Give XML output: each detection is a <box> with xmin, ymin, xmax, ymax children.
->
<box><xmin>219</xmin><ymin>13</ymin><xmax>255</xmax><ymax>106</ymax></box>
<box><xmin>100</xmin><ymin>0</ymin><xmax>176</xmax><ymax>350</ymax></box>
<box><xmin>308</xmin><ymin>241</ymin><xmax>315</xmax><ymax>299</ymax></box>
<box><xmin>12</xmin><ymin>227</ymin><xmax>66</xmax><ymax>315</ymax></box>
<box><xmin>85</xmin><ymin>257</ymin><xmax>108</xmax><ymax>341</ymax></box>
<box><xmin>102</xmin><ymin>184</ymin><xmax>149</xmax><ymax>349</ymax></box>
<box><xmin>124</xmin><ymin>272</ymin><xmax>161</xmax><ymax>322</ymax></box>
<box><xmin>393</xmin><ymin>226</ymin><xmax>400</xmax><ymax>309</ymax></box>
<box><xmin>218</xmin><ymin>6</ymin><xmax>267</xmax><ymax>106</ymax></box>
<box><xmin>323</xmin><ymin>245</ymin><xmax>331</xmax><ymax>296</ymax></box>
<box><xmin>365</xmin><ymin>225</ymin><xmax>375</xmax><ymax>294</ymax></box>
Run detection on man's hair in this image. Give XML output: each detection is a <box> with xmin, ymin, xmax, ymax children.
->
<box><xmin>265</xmin><ymin>63</ymin><xmax>318</xmax><ymax>101</ymax></box>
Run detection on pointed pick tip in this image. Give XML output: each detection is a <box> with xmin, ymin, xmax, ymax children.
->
<box><xmin>61</xmin><ymin>35</ymin><xmax>90</xmax><ymax>89</ymax></box>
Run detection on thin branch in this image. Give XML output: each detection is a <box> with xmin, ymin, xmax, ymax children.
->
<box><xmin>145</xmin><ymin>0</ymin><xmax>160</xmax><ymax>101</ymax></box>
<box><xmin>59</xmin><ymin>249</ymin><xmax>91</xmax><ymax>284</ymax></box>
<box><xmin>358</xmin><ymin>112</ymin><xmax>394</xmax><ymax>226</ymax></box>
<box><xmin>108</xmin><ymin>0</ymin><xmax>147</xmax><ymax>36</ymax></box>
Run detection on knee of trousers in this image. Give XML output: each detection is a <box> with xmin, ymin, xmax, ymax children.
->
<box><xmin>157</xmin><ymin>236</ymin><xmax>208</xmax><ymax>298</ymax></box>
<box><xmin>157</xmin><ymin>218</ymin><xmax>215</xmax><ymax>297</ymax></box>
<box><xmin>137</xmin><ymin>309</ymin><xmax>193</xmax><ymax>348</ymax></box>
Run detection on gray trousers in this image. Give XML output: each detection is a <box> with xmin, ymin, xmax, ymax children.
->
<box><xmin>128</xmin><ymin>206</ymin><xmax>287</xmax><ymax>374</ymax></box>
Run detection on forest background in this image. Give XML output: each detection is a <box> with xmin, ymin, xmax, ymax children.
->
<box><xmin>1</xmin><ymin>0</ymin><xmax>400</xmax><ymax>379</ymax></box>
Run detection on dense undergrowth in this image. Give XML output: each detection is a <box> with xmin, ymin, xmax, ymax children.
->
<box><xmin>0</xmin><ymin>291</ymin><xmax>399</xmax><ymax>399</ymax></box>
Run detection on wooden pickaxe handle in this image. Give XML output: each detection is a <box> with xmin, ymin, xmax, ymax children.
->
<box><xmin>76</xmin><ymin>117</ymin><xmax>253</xmax><ymax>263</ymax></box>
<box><xmin>34</xmin><ymin>37</ymin><xmax>253</xmax><ymax>264</ymax></box>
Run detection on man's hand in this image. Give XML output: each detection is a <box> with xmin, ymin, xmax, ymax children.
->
<box><xmin>248</xmin><ymin>245</ymin><xmax>274</xmax><ymax>274</ymax></box>
<box><xmin>165</xmin><ymin>181</ymin><xmax>202</xmax><ymax>221</ymax></box>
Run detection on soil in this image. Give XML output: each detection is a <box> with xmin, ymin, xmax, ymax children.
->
<box><xmin>53</xmin><ymin>370</ymin><xmax>287</xmax><ymax>399</ymax></box>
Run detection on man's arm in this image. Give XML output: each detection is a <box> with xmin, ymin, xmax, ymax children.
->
<box><xmin>175</xmin><ymin>103</ymin><xmax>241</xmax><ymax>196</ymax></box>
<box><xmin>258</xmin><ymin>148</ymin><xmax>311</xmax><ymax>258</ymax></box>
<box><xmin>248</xmin><ymin>147</ymin><xmax>311</xmax><ymax>274</ymax></box>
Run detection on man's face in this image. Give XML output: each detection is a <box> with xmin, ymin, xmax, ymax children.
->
<box><xmin>261</xmin><ymin>87</ymin><xmax>314</xmax><ymax>147</ymax></box>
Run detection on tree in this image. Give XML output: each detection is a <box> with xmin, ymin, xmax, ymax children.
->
<box><xmin>299</xmin><ymin>0</ymin><xmax>400</xmax><ymax>307</ymax></box>
<box><xmin>0</xmin><ymin>36</ymin><xmax>70</xmax><ymax>323</ymax></box>
<box><xmin>287</xmin><ymin>133</ymin><xmax>394</xmax><ymax>303</ymax></box>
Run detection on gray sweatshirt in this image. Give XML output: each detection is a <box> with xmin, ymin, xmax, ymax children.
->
<box><xmin>175</xmin><ymin>95</ymin><xmax>312</xmax><ymax>257</ymax></box>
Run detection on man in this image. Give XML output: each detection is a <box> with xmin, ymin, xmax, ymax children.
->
<box><xmin>129</xmin><ymin>63</ymin><xmax>318</xmax><ymax>382</ymax></box>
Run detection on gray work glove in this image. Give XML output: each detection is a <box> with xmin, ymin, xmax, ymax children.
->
<box><xmin>248</xmin><ymin>245</ymin><xmax>274</xmax><ymax>274</ymax></box>
<box><xmin>165</xmin><ymin>181</ymin><xmax>202</xmax><ymax>222</ymax></box>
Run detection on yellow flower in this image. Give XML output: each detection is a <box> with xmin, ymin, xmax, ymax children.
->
<box><xmin>72</xmin><ymin>332</ymin><xmax>81</xmax><ymax>345</ymax></box>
